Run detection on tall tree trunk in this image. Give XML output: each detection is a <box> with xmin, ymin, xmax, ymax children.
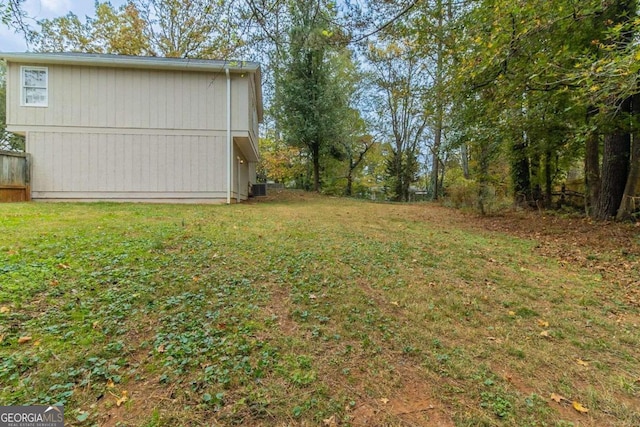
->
<box><xmin>431</xmin><ymin>122</ymin><xmax>442</xmax><ymax>200</ymax></box>
<box><xmin>402</xmin><ymin>158</ymin><xmax>410</xmax><ymax>202</ymax></box>
<box><xmin>511</xmin><ymin>135</ymin><xmax>531</xmax><ymax>206</ymax></box>
<box><xmin>530</xmin><ymin>150</ymin><xmax>541</xmax><ymax>203</ymax></box>
<box><xmin>345</xmin><ymin>168</ymin><xmax>353</xmax><ymax>197</ymax></box>
<box><xmin>544</xmin><ymin>149</ymin><xmax>553</xmax><ymax>207</ymax></box>
<box><xmin>594</xmin><ymin>98</ymin><xmax>631</xmax><ymax>219</ymax></box>
<box><xmin>461</xmin><ymin>143</ymin><xmax>470</xmax><ymax>179</ymax></box>
<box><xmin>431</xmin><ymin>0</ymin><xmax>445</xmax><ymax>201</ymax></box>
<box><xmin>312</xmin><ymin>142</ymin><xmax>320</xmax><ymax>192</ymax></box>
<box><xmin>439</xmin><ymin>157</ymin><xmax>446</xmax><ymax>194</ymax></box>
<box><xmin>477</xmin><ymin>141</ymin><xmax>491</xmax><ymax>215</ymax></box>
<box><xmin>393</xmin><ymin>152</ymin><xmax>403</xmax><ymax>201</ymax></box>
<box><xmin>593</xmin><ymin>1</ymin><xmax>636</xmax><ymax>218</ymax></box>
<box><xmin>584</xmin><ymin>109</ymin><xmax>601</xmax><ymax>215</ymax></box>
<box><xmin>616</xmin><ymin>93</ymin><xmax>640</xmax><ymax>220</ymax></box>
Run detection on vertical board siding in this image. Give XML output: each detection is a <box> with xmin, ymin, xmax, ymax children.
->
<box><xmin>29</xmin><ymin>132</ymin><xmax>226</xmax><ymax>198</ymax></box>
<box><xmin>7</xmin><ymin>64</ymin><xmax>247</xmax><ymax>132</ymax></box>
<box><xmin>231</xmin><ymin>75</ymin><xmax>249</xmax><ymax>131</ymax></box>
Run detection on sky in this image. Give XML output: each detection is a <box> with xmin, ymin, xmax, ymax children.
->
<box><xmin>1</xmin><ymin>0</ymin><xmax>126</xmax><ymax>52</ymax></box>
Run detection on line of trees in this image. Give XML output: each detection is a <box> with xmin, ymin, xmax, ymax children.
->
<box><xmin>2</xmin><ymin>0</ymin><xmax>640</xmax><ymax>218</ymax></box>
<box><xmin>449</xmin><ymin>0</ymin><xmax>640</xmax><ymax>219</ymax></box>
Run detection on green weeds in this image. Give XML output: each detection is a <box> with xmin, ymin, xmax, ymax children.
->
<box><xmin>0</xmin><ymin>198</ymin><xmax>638</xmax><ymax>426</ymax></box>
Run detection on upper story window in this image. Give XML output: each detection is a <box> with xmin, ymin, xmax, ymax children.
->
<box><xmin>21</xmin><ymin>66</ymin><xmax>48</xmax><ymax>107</ymax></box>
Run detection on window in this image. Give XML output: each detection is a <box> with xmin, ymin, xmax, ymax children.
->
<box><xmin>21</xmin><ymin>66</ymin><xmax>48</xmax><ymax>107</ymax></box>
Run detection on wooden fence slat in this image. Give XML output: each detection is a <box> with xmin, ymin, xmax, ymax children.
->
<box><xmin>0</xmin><ymin>151</ymin><xmax>30</xmax><ymax>202</ymax></box>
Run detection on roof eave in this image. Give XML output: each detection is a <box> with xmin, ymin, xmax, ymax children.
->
<box><xmin>0</xmin><ymin>52</ymin><xmax>260</xmax><ymax>74</ymax></box>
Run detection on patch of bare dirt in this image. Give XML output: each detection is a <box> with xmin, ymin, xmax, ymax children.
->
<box><xmin>340</xmin><ymin>278</ymin><xmax>455</xmax><ymax>427</ymax></box>
<box><xmin>97</xmin><ymin>321</ymin><xmax>178</xmax><ymax>427</ymax></box>
<box><xmin>346</xmin><ymin>375</ymin><xmax>455</xmax><ymax>427</ymax></box>
<box><xmin>99</xmin><ymin>374</ymin><xmax>178</xmax><ymax>427</ymax></box>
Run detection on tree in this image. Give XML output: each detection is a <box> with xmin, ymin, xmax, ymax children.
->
<box><xmin>34</xmin><ymin>0</ymin><xmax>243</xmax><ymax>58</ymax></box>
<box><xmin>35</xmin><ymin>2</ymin><xmax>151</xmax><ymax>55</ymax></box>
<box><xmin>440</xmin><ymin>0</ymin><xmax>640</xmax><ymax>218</ymax></box>
<box><xmin>595</xmin><ymin>101</ymin><xmax>631</xmax><ymax>219</ymax></box>
<box><xmin>257</xmin><ymin>133</ymin><xmax>308</xmax><ymax>185</ymax></box>
<box><xmin>617</xmin><ymin>94</ymin><xmax>640</xmax><ymax>220</ymax></box>
<box><xmin>138</xmin><ymin>0</ymin><xmax>243</xmax><ymax>58</ymax></box>
<box><xmin>1</xmin><ymin>0</ymin><xmax>30</xmax><ymax>36</ymax></box>
<box><xmin>412</xmin><ymin>0</ymin><xmax>457</xmax><ymax>200</ymax></box>
<box><xmin>561</xmin><ymin>0</ymin><xmax>640</xmax><ymax>219</ymax></box>
<box><xmin>366</xmin><ymin>40</ymin><xmax>427</xmax><ymax>201</ymax></box>
<box><xmin>0</xmin><ymin>63</ymin><xmax>25</xmax><ymax>151</ymax></box>
<box><xmin>274</xmin><ymin>0</ymin><xmax>351</xmax><ymax>192</ymax></box>
<box><xmin>588</xmin><ymin>0</ymin><xmax>638</xmax><ymax>219</ymax></box>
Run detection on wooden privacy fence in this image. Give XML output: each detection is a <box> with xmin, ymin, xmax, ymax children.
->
<box><xmin>0</xmin><ymin>150</ymin><xmax>31</xmax><ymax>202</ymax></box>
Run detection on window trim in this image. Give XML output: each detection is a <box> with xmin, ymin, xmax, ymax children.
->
<box><xmin>20</xmin><ymin>66</ymin><xmax>49</xmax><ymax>107</ymax></box>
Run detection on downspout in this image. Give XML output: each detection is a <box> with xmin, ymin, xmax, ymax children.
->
<box><xmin>226</xmin><ymin>67</ymin><xmax>231</xmax><ymax>204</ymax></box>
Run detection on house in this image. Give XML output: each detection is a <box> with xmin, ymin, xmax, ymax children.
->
<box><xmin>1</xmin><ymin>52</ymin><xmax>262</xmax><ymax>203</ymax></box>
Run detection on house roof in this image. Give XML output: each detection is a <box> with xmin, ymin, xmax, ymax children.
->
<box><xmin>1</xmin><ymin>52</ymin><xmax>263</xmax><ymax>121</ymax></box>
<box><xmin>0</xmin><ymin>52</ymin><xmax>259</xmax><ymax>72</ymax></box>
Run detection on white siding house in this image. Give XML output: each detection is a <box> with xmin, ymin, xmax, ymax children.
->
<box><xmin>1</xmin><ymin>53</ymin><xmax>262</xmax><ymax>203</ymax></box>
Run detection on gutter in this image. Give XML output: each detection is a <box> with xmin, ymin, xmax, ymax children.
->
<box><xmin>0</xmin><ymin>52</ymin><xmax>260</xmax><ymax>73</ymax></box>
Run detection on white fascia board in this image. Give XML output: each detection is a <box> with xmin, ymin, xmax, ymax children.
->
<box><xmin>0</xmin><ymin>53</ymin><xmax>259</xmax><ymax>74</ymax></box>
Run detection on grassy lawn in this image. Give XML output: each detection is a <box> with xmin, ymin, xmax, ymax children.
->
<box><xmin>1</xmin><ymin>192</ymin><xmax>639</xmax><ymax>426</ymax></box>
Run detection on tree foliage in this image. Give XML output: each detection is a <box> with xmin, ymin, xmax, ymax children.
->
<box><xmin>33</xmin><ymin>0</ymin><xmax>243</xmax><ymax>58</ymax></box>
<box><xmin>1</xmin><ymin>0</ymin><xmax>30</xmax><ymax>36</ymax></box>
<box><xmin>366</xmin><ymin>39</ymin><xmax>427</xmax><ymax>201</ymax></box>
<box><xmin>35</xmin><ymin>3</ymin><xmax>150</xmax><ymax>55</ymax></box>
<box><xmin>0</xmin><ymin>63</ymin><xmax>25</xmax><ymax>151</ymax></box>
<box><xmin>273</xmin><ymin>0</ymin><xmax>353</xmax><ymax>192</ymax></box>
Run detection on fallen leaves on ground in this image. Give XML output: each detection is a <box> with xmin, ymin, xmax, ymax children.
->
<box><xmin>550</xmin><ymin>393</ymin><xmax>568</xmax><ymax>403</ymax></box>
<box><xmin>537</xmin><ymin>319</ymin><xmax>549</xmax><ymax>328</ymax></box>
<box><xmin>322</xmin><ymin>415</ymin><xmax>338</xmax><ymax>426</ymax></box>
<box><xmin>576</xmin><ymin>359</ymin><xmax>589</xmax><ymax>367</ymax></box>
<box><xmin>115</xmin><ymin>390</ymin><xmax>128</xmax><ymax>407</ymax></box>
<box><xmin>18</xmin><ymin>336</ymin><xmax>32</xmax><ymax>344</ymax></box>
<box><xmin>572</xmin><ymin>401</ymin><xmax>589</xmax><ymax>413</ymax></box>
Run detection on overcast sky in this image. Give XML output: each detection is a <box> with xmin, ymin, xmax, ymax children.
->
<box><xmin>1</xmin><ymin>0</ymin><xmax>126</xmax><ymax>52</ymax></box>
